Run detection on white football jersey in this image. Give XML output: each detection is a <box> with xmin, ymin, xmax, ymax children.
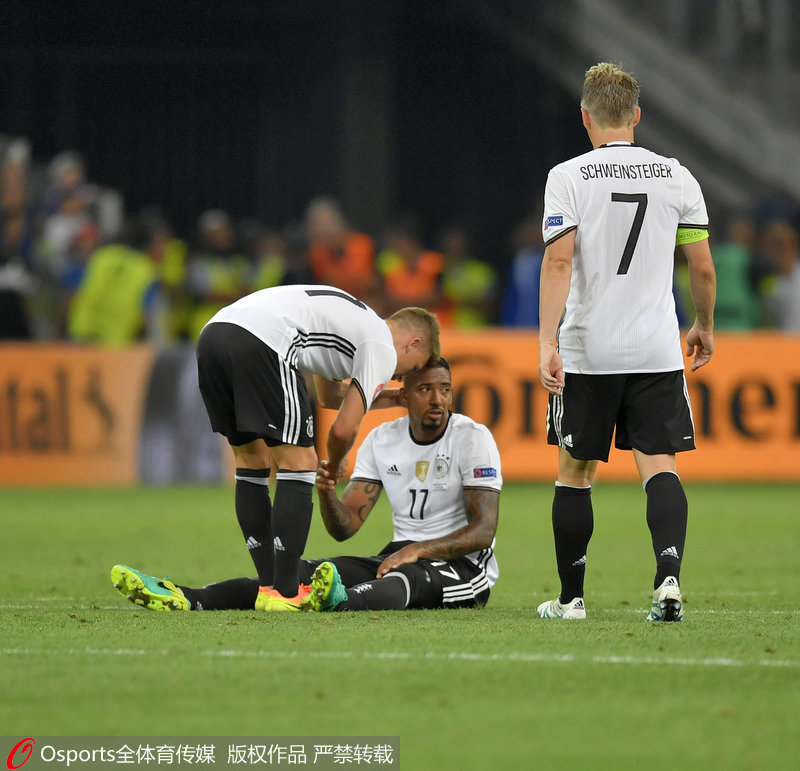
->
<box><xmin>351</xmin><ymin>412</ymin><xmax>502</xmax><ymax>586</ymax></box>
<box><xmin>542</xmin><ymin>142</ymin><xmax>709</xmax><ymax>373</ymax></box>
<box><xmin>206</xmin><ymin>284</ymin><xmax>396</xmax><ymax>409</ymax></box>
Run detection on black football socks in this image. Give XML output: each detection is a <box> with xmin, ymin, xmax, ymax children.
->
<box><xmin>181</xmin><ymin>578</ymin><xmax>260</xmax><ymax>610</ymax></box>
<box><xmin>179</xmin><ymin>563</ymin><xmax>316</xmax><ymax>610</ymax></box>
<box><xmin>644</xmin><ymin>471</ymin><xmax>687</xmax><ymax>588</ymax></box>
<box><xmin>271</xmin><ymin>470</ymin><xmax>316</xmax><ymax>598</ymax></box>
<box><xmin>334</xmin><ymin>574</ymin><xmax>409</xmax><ymax>611</ymax></box>
<box><xmin>234</xmin><ymin>468</ymin><xmax>273</xmax><ymax>586</ymax></box>
<box><xmin>552</xmin><ymin>483</ymin><xmax>594</xmax><ymax>604</ymax></box>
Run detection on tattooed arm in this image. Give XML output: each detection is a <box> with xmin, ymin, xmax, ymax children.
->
<box><xmin>376</xmin><ymin>487</ymin><xmax>500</xmax><ymax>578</ymax></box>
<box><xmin>315</xmin><ymin>472</ymin><xmax>384</xmax><ymax>542</ymax></box>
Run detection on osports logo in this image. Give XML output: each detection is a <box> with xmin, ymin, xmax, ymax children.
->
<box><xmin>7</xmin><ymin>738</ymin><xmax>35</xmax><ymax>770</ymax></box>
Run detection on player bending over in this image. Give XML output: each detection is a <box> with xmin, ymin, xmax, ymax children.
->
<box><xmin>194</xmin><ymin>284</ymin><xmax>439</xmax><ymax>611</ymax></box>
<box><xmin>111</xmin><ymin>358</ymin><xmax>502</xmax><ymax>612</ymax></box>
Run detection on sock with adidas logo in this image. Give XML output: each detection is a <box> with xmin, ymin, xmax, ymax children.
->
<box><xmin>272</xmin><ymin>469</ymin><xmax>315</xmax><ymax>598</ymax></box>
<box><xmin>552</xmin><ymin>483</ymin><xmax>593</xmax><ymax>603</ymax></box>
<box><xmin>235</xmin><ymin>467</ymin><xmax>273</xmax><ymax>587</ymax></box>
<box><xmin>644</xmin><ymin>471</ymin><xmax>687</xmax><ymax>589</ymax></box>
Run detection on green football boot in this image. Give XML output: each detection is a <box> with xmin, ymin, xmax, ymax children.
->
<box><xmin>110</xmin><ymin>564</ymin><xmax>189</xmax><ymax>611</ymax></box>
<box><xmin>301</xmin><ymin>561</ymin><xmax>348</xmax><ymax>612</ymax></box>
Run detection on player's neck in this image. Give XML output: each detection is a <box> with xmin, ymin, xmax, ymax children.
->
<box><xmin>591</xmin><ymin>128</ymin><xmax>634</xmax><ymax>148</ymax></box>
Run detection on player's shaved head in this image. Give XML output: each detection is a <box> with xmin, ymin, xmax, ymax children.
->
<box><xmin>402</xmin><ymin>357</ymin><xmax>450</xmax><ymax>387</ymax></box>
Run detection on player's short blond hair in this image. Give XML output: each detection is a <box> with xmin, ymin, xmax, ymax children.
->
<box><xmin>388</xmin><ymin>307</ymin><xmax>441</xmax><ymax>363</ymax></box>
<box><xmin>580</xmin><ymin>62</ymin><xmax>639</xmax><ymax>129</ymax></box>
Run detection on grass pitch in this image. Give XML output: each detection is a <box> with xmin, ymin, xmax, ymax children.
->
<box><xmin>1</xmin><ymin>482</ymin><xmax>798</xmax><ymax>769</ymax></box>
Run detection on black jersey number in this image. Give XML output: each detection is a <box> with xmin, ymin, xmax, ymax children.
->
<box><xmin>611</xmin><ymin>192</ymin><xmax>648</xmax><ymax>275</ymax></box>
<box><xmin>304</xmin><ymin>288</ymin><xmax>366</xmax><ymax>309</ymax></box>
<box><xmin>409</xmin><ymin>488</ymin><xmax>429</xmax><ymax>519</ymax></box>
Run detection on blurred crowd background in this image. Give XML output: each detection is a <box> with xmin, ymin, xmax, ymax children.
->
<box><xmin>3</xmin><ymin>0</ymin><xmax>800</xmax><ymax>345</ymax></box>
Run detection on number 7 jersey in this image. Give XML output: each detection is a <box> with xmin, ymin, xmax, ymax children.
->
<box><xmin>542</xmin><ymin>142</ymin><xmax>709</xmax><ymax>374</ymax></box>
<box><xmin>351</xmin><ymin>412</ymin><xmax>502</xmax><ymax>586</ymax></box>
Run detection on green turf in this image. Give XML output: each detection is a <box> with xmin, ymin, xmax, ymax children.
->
<box><xmin>1</xmin><ymin>483</ymin><xmax>798</xmax><ymax>769</ymax></box>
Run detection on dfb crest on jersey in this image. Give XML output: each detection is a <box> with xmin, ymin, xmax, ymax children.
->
<box><xmin>415</xmin><ymin>461</ymin><xmax>430</xmax><ymax>482</ymax></box>
<box><xmin>306</xmin><ymin>415</ymin><xmax>314</xmax><ymax>438</ymax></box>
<box><xmin>434</xmin><ymin>454</ymin><xmax>449</xmax><ymax>479</ymax></box>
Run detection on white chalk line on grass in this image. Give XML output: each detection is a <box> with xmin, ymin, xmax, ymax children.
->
<box><xmin>1</xmin><ymin>647</ymin><xmax>797</xmax><ymax>670</ymax></box>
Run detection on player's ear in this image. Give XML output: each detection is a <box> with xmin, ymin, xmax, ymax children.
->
<box><xmin>581</xmin><ymin>108</ymin><xmax>592</xmax><ymax>131</ymax></box>
<box><xmin>631</xmin><ymin>106</ymin><xmax>641</xmax><ymax>128</ymax></box>
<box><xmin>398</xmin><ymin>385</ymin><xmax>409</xmax><ymax>407</ymax></box>
<box><xmin>405</xmin><ymin>336</ymin><xmax>421</xmax><ymax>353</ymax></box>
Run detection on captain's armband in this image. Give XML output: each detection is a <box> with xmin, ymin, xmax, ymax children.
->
<box><xmin>676</xmin><ymin>227</ymin><xmax>709</xmax><ymax>246</ymax></box>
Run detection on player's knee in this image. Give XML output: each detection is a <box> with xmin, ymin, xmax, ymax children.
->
<box><xmin>231</xmin><ymin>438</ymin><xmax>271</xmax><ymax>469</ymax></box>
<box><xmin>272</xmin><ymin>444</ymin><xmax>318</xmax><ymax>471</ymax></box>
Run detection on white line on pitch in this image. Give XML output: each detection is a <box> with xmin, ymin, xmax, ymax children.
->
<box><xmin>1</xmin><ymin>647</ymin><xmax>796</xmax><ymax>669</ymax></box>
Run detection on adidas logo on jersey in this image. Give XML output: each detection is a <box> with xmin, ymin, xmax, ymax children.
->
<box><xmin>273</xmin><ymin>536</ymin><xmax>285</xmax><ymax>552</ymax></box>
<box><xmin>245</xmin><ymin>536</ymin><xmax>262</xmax><ymax>550</ymax></box>
<box><xmin>562</xmin><ymin>434</ymin><xmax>574</xmax><ymax>448</ymax></box>
<box><xmin>386</xmin><ymin>464</ymin><xmax>401</xmax><ymax>476</ymax></box>
<box><xmin>660</xmin><ymin>546</ymin><xmax>680</xmax><ymax>559</ymax></box>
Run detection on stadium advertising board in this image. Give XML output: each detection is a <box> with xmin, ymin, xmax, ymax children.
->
<box><xmin>1</xmin><ymin>333</ymin><xmax>798</xmax><ymax>485</ymax></box>
<box><xmin>316</xmin><ymin>331</ymin><xmax>800</xmax><ymax>482</ymax></box>
<box><xmin>0</xmin><ymin>344</ymin><xmax>156</xmax><ymax>485</ymax></box>
<box><xmin>0</xmin><ymin>344</ymin><xmax>223</xmax><ymax>486</ymax></box>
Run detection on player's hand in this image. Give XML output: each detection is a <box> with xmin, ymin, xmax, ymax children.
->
<box><xmin>376</xmin><ymin>544</ymin><xmax>420</xmax><ymax>579</ymax></box>
<box><xmin>335</xmin><ymin>455</ymin><xmax>349</xmax><ymax>480</ymax></box>
<box><xmin>685</xmin><ymin>325</ymin><xmax>714</xmax><ymax>371</ymax></box>
<box><xmin>539</xmin><ymin>342</ymin><xmax>565</xmax><ymax>394</ymax></box>
<box><xmin>315</xmin><ymin>461</ymin><xmax>337</xmax><ymax>494</ymax></box>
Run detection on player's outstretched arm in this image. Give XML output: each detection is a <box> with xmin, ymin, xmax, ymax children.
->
<box><xmin>376</xmin><ymin>488</ymin><xmax>500</xmax><ymax>578</ymax></box>
<box><xmin>316</xmin><ymin>475</ymin><xmax>383</xmax><ymax>542</ymax></box>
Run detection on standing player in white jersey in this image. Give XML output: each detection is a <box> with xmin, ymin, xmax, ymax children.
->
<box><xmin>194</xmin><ymin>284</ymin><xmax>440</xmax><ymax>611</ymax></box>
<box><xmin>537</xmin><ymin>63</ymin><xmax>716</xmax><ymax>622</ymax></box>
<box><xmin>110</xmin><ymin>358</ymin><xmax>502</xmax><ymax>612</ymax></box>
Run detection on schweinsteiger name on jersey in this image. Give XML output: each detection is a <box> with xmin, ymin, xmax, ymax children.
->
<box><xmin>579</xmin><ymin>161</ymin><xmax>674</xmax><ymax>180</ymax></box>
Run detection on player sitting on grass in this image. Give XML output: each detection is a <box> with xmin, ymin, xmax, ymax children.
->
<box><xmin>111</xmin><ymin>357</ymin><xmax>502</xmax><ymax>612</ymax></box>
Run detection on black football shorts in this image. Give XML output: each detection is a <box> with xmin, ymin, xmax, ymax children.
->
<box><xmin>304</xmin><ymin>542</ymin><xmax>490</xmax><ymax>609</ymax></box>
<box><xmin>196</xmin><ymin>321</ymin><xmax>315</xmax><ymax>448</ymax></box>
<box><xmin>547</xmin><ymin>370</ymin><xmax>695</xmax><ymax>461</ymax></box>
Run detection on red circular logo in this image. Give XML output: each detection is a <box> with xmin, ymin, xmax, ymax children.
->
<box><xmin>6</xmin><ymin>738</ymin><xmax>35</xmax><ymax>770</ymax></box>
